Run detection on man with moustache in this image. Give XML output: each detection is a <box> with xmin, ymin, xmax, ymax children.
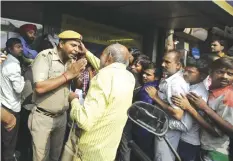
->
<box><xmin>29</xmin><ymin>30</ymin><xmax>87</xmax><ymax>161</ymax></box>
<box><xmin>146</xmin><ymin>50</ymin><xmax>192</xmax><ymax>161</ymax></box>
<box><xmin>16</xmin><ymin>24</ymin><xmax>39</xmax><ymax>161</ymax></box>
<box><xmin>18</xmin><ymin>24</ymin><xmax>38</xmax><ymax>59</ymax></box>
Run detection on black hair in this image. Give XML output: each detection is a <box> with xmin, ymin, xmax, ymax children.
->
<box><xmin>211</xmin><ymin>57</ymin><xmax>233</xmax><ymax>72</ymax></box>
<box><xmin>144</xmin><ymin>62</ymin><xmax>160</xmax><ymax>77</ymax></box>
<box><xmin>186</xmin><ymin>56</ymin><xmax>209</xmax><ymax>76</ymax></box>
<box><xmin>212</xmin><ymin>39</ymin><xmax>225</xmax><ymax>47</ymax></box>
<box><xmin>5</xmin><ymin>38</ymin><xmax>21</xmax><ymax>52</ymax></box>
<box><xmin>134</xmin><ymin>54</ymin><xmax>151</xmax><ymax>71</ymax></box>
<box><xmin>128</xmin><ymin>47</ymin><xmax>142</xmax><ymax>61</ymax></box>
<box><xmin>128</xmin><ymin>47</ymin><xmax>141</xmax><ymax>55</ymax></box>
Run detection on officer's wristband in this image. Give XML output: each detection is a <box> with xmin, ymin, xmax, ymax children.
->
<box><xmin>62</xmin><ymin>73</ymin><xmax>68</xmax><ymax>83</ymax></box>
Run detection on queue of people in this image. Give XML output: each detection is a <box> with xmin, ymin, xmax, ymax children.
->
<box><xmin>1</xmin><ymin>24</ymin><xmax>233</xmax><ymax>161</ymax></box>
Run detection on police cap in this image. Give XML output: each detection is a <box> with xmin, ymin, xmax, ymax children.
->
<box><xmin>58</xmin><ymin>30</ymin><xmax>83</xmax><ymax>40</ymax></box>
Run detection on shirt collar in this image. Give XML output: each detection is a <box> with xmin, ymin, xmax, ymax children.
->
<box><xmin>165</xmin><ymin>70</ymin><xmax>183</xmax><ymax>83</ymax></box>
<box><xmin>190</xmin><ymin>82</ymin><xmax>202</xmax><ymax>89</ymax></box>
<box><xmin>104</xmin><ymin>62</ymin><xmax>127</xmax><ymax>70</ymax></box>
<box><xmin>210</xmin><ymin>85</ymin><xmax>233</xmax><ymax>98</ymax></box>
<box><xmin>51</xmin><ymin>47</ymin><xmax>60</xmax><ymax>61</ymax></box>
<box><xmin>8</xmin><ymin>54</ymin><xmax>20</xmax><ymax>64</ymax></box>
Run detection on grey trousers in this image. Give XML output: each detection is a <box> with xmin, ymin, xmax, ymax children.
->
<box><xmin>154</xmin><ymin>129</ymin><xmax>181</xmax><ymax>161</ymax></box>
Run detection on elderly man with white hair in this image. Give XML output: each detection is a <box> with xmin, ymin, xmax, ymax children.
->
<box><xmin>69</xmin><ymin>43</ymin><xmax>135</xmax><ymax>161</ymax></box>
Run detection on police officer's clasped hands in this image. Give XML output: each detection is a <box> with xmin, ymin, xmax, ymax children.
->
<box><xmin>66</xmin><ymin>58</ymin><xmax>87</xmax><ymax>80</ymax></box>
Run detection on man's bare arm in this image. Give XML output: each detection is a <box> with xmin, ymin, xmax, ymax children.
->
<box><xmin>187</xmin><ymin>105</ymin><xmax>219</xmax><ymax>136</ymax></box>
<box><xmin>35</xmin><ymin>59</ymin><xmax>87</xmax><ymax>94</ymax></box>
<box><xmin>203</xmin><ymin>106</ymin><xmax>233</xmax><ymax>136</ymax></box>
<box><xmin>35</xmin><ymin>75</ymin><xmax>67</xmax><ymax>94</ymax></box>
<box><xmin>187</xmin><ymin>92</ymin><xmax>233</xmax><ymax>136</ymax></box>
<box><xmin>145</xmin><ymin>86</ymin><xmax>184</xmax><ymax>120</ymax></box>
<box><xmin>171</xmin><ymin>94</ymin><xmax>219</xmax><ymax>136</ymax></box>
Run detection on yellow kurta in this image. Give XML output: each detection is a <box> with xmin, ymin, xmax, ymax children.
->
<box><xmin>70</xmin><ymin>51</ymin><xmax>135</xmax><ymax>161</ymax></box>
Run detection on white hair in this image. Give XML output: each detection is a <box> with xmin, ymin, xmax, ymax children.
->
<box><xmin>106</xmin><ymin>43</ymin><xmax>129</xmax><ymax>66</ymax></box>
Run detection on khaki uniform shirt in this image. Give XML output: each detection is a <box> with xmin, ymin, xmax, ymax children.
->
<box><xmin>32</xmin><ymin>47</ymin><xmax>70</xmax><ymax>114</ymax></box>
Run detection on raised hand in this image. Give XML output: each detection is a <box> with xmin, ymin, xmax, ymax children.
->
<box><xmin>66</xmin><ymin>58</ymin><xmax>87</xmax><ymax>80</ymax></box>
<box><xmin>171</xmin><ymin>94</ymin><xmax>191</xmax><ymax>110</ymax></box>
<box><xmin>187</xmin><ymin>92</ymin><xmax>207</xmax><ymax>110</ymax></box>
<box><xmin>145</xmin><ymin>86</ymin><xmax>158</xmax><ymax>99</ymax></box>
<box><xmin>0</xmin><ymin>53</ymin><xmax>7</xmax><ymax>64</ymax></box>
<box><xmin>78</xmin><ymin>42</ymin><xmax>88</xmax><ymax>55</ymax></box>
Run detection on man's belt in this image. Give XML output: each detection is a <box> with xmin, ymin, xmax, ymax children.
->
<box><xmin>36</xmin><ymin>107</ymin><xmax>64</xmax><ymax>118</ymax></box>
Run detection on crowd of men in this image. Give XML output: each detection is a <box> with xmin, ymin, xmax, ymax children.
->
<box><xmin>1</xmin><ymin>24</ymin><xmax>233</xmax><ymax>161</ymax></box>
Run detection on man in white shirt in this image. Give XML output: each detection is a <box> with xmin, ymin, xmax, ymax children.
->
<box><xmin>146</xmin><ymin>50</ymin><xmax>190</xmax><ymax>161</ymax></box>
<box><xmin>171</xmin><ymin>57</ymin><xmax>209</xmax><ymax>161</ymax></box>
<box><xmin>1</xmin><ymin>38</ymin><xmax>25</xmax><ymax>161</ymax></box>
<box><xmin>1</xmin><ymin>53</ymin><xmax>17</xmax><ymax>132</ymax></box>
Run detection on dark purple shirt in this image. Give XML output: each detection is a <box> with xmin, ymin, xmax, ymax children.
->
<box><xmin>138</xmin><ymin>80</ymin><xmax>159</xmax><ymax>104</ymax></box>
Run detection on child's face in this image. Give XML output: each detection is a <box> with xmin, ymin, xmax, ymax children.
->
<box><xmin>131</xmin><ymin>62</ymin><xmax>142</xmax><ymax>74</ymax></box>
<box><xmin>183</xmin><ymin>66</ymin><xmax>201</xmax><ymax>85</ymax></box>
<box><xmin>142</xmin><ymin>69</ymin><xmax>156</xmax><ymax>83</ymax></box>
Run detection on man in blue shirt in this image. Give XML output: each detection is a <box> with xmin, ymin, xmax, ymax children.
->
<box><xmin>18</xmin><ymin>24</ymin><xmax>38</xmax><ymax>59</ymax></box>
<box><xmin>16</xmin><ymin>24</ymin><xmax>38</xmax><ymax>160</ymax></box>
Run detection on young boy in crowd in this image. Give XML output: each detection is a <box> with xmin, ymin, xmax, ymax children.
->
<box><xmin>128</xmin><ymin>47</ymin><xmax>141</xmax><ymax>66</ymax></box>
<box><xmin>172</xmin><ymin>57</ymin><xmax>233</xmax><ymax>161</ymax></box>
<box><xmin>130</xmin><ymin>54</ymin><xmax>151</xmax><ymax>99</ymax></box>
<box><xmin>171</xmin><ymin>56</ymin><xmax>209</xmax><ymax>161</ymax></box>
<box><xmin>133</xmin><ymin>62</ymin><xmax>159</xmax><ymax>103</ymax></box>
<box><xmin>132</xmin><ymin>62</ymin><xmax>159</xmax><ymax>160</ymax></box>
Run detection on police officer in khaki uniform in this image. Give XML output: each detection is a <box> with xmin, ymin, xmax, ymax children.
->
<box><xmin>28</xmin><ymin>30</ymin><xmax>87</xmax><ymax>161</ymax></box>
